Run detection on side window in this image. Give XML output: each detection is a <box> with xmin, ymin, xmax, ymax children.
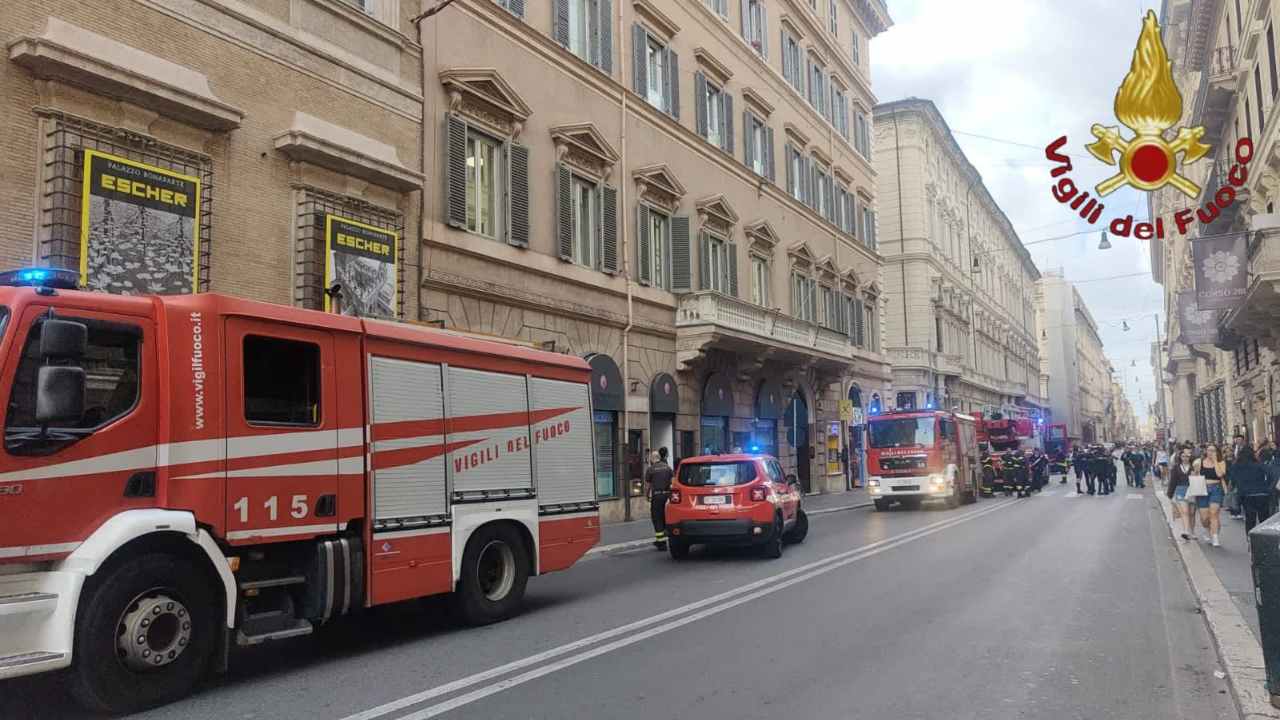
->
<box><xmin>6</xmin><ymin>318</ymin><xmax>141</xmax><ymax>453</ymax></box>
<box><xmin>940</xmin><ymin>419</ymin><xmax>955</xmax><ymax>440</ymax></box>
<box><xmin>768</xmin><ymin>460</ymin><xmax>786</xmax><ymax>484</ymax></box>
<box><xmin>244</xmin><ymin>336</ymin><xmax>320</xmax><ymax>426</ymax></box>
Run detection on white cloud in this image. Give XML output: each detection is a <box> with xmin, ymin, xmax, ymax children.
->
<box><xmin>873</xmin><ymin>0</ymin><xmax>1167</xmax><ymax>422</ymax></box>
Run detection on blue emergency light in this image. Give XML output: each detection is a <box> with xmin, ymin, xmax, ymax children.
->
<box><xmin>0</xmin><ymin>267</ymin><xmax>79</xmax><ymax>290</ymax></box>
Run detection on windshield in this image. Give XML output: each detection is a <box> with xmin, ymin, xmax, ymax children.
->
<box><xmin>678</xmin><ymin>461</ymin><xmax>758</xmax><ymax>486</ymax></box>
<box><xmin>868</xmin><ymin>417</ymin><xmax>936</xmax><ymax>448</ymax></box>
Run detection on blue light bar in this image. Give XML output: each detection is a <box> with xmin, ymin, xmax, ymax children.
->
<box><xmin>0</xmin><ymin>267</ymin><xmax>79</xmax><ymax>290</ymax></box>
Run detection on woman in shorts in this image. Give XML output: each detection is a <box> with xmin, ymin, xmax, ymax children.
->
<box><xmin>1196</xmin><ymin>444</ymin><xmax>1228</xmax><ymax>547</ymax></box>
<box><xmin>1166</xmin><ymin>447</ymin><xmax>1197</xmax><ymax>540</ymax></box>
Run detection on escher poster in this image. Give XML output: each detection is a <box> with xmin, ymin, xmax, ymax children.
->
<box><xmin>324</xmin><ymin>214</ymin><xmax>398</xmax><ymax>318</ymax></box>
<box><xmin>80</xmin><ymin>149</ymin><xmax>201</xmax><ymax>294</ymax></box>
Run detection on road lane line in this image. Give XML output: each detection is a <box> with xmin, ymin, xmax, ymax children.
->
<box><xmin>341</xmin><ymin>498</ymin><xmax>1017</xmax><ymax>720</ymax></box>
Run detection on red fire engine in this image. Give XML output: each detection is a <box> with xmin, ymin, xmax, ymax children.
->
<box><xmin>975</xmin><ymin>413</ymin><xmax>1044</xmax><ymax>496</ymax></box>
<box><xmin>865</xmin><ymin>409</ymin><xmax>980</xmax><ymax>510</ymax></box>
<box><xmin>0</xmin><ymin>269</ymin><xmax>600</xmax><ymax>713</ymax></box>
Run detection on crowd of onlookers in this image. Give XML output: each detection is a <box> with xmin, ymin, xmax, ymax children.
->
<box><xmin>1158</xmin><ymin>434</ymin><xmax>1280</xmax><ymax>548</ymax></box>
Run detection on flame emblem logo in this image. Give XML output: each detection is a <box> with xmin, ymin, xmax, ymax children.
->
<box><xmin>1085</xmin><ymin>10</ymin><xmax>1211</xmax><ymax>198</ymax></box>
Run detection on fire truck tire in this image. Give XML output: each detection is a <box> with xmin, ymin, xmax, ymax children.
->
<box><xmin>783</xmin><ymin>508</ymin><xmax>809</xmax><ymax>544</ymax></box>
<box><xmin>760</xmin><ymin>515</ymin><xmax>784</xmax><ymax>559</ymax></box>
<box><xmin>69</xmin><ymin>553</ymin><xmax>216</xmax><ymax>715</ymax></box>
<box><xmin>453</xmin><ymin>524</ymin><xmax>530</xmax><ymax>626</ymax></box>
<box><xmin>945</xmin><ymin>490</ymin><xmax>961</xmax><ymax>509</ymax></box>
<box><xmin>873</xmin><ymin>499</ymin><xmax>890</xmax><ymax>511</ymax></box>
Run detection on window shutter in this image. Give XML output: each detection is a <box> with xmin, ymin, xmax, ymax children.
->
<box><xmin>555</xmin><ymin>163</ymin><xmax>572</xmax><ymax>260</ymax></box>
<box><xmin>838</xmin><ymin>294</ymin><xmax>849</xmax><ymax>336</ymax></box>
<box><xmin>804</xmin><ymin>156</ymin><xmax>814</xmax><ymax>207</ymax></box>
<box><xmin>743</xmin><ymin>109</ymin><xmax>755</xmax><ymax>169</ymax></box>
<box><xmin>636</xmin><ymin>204</ymin><xmax>652</xmax><ymax>284</ymax></box>
<box><xmin>852</xmin><ymin>196</ymin><xmax>861</xmax><ymax>241</ymax></box>
<box><xmin>765</xmin><ymin>126</ymin><xmax>776</xmax><ymax>182</ymax></box>
<box><xmin>740</xmin><ymin>0</ymin><xmax>750</xmax><ymax>38</ymax></box>
<box><xmin>791</xmin><ymin>276</ymin><xmax>800</xmax><ymax>316</ymax></box>
<box><xmin>784</xmin><ymin>143</ymin><xmax>795</xmax><ymax>195</ymax></box>
<box><xmin>599</xmin><ymin>0</ymin><xmax>613</xmax><ymax>74</ymax></box>
<box><xmin>727</xmin><ymin>242</ymin><xmax>739</xmax><ymax>297</ymax></box>
<box><xmin>760</xmin><ymin>3</ymin><xmax>768</xmax><ymax>57</ymax></box>
<box><xmin>505</xmin><ymin>0</ymin><xmax>526</xmax><ymax>18</ymax></box>
<box><xmin>808</xmin><ymin>281</ymin><xmax>817</xmax><ymax>323</ymax></box>
<box><xmin>781</xmin><ymin>33</ymin><xmax>790</xmax><ymax>83</ymax></box>
<box><xmin>667</xmin><ymin>48</ymin><xmax>680</xmax><ymax>119</ymax></box>
<box><xmin>825</xmin><ymin>178</ymin><xmax>835</xmax><ymax>222</ymax></box>
<box><xmin>699</xmin><ymin>232</ymin><xmax>711</xmax><ymax>290</ymax></box>
<box><xmin>507</xmin><ymin>142</ymin><xmax>530</xmax><ymax>247</ymax></box>
<box><xmin>632</xmin><ymin>24</ymin><xmax>647</xmax><ymax>96</ymax></box>
<box><xmin>870</xmin><ymin>210</ymin><xmax>878</xmax><ymax>250</ymax></box>
<box><xmin>855</xmin><ymin>298</ymin><xmax>866</xmax><ymax>346</ymax></box>
<box><xmin>601</xmin><ymin>184</ymin><xmax>618</xmax><ymax>273</ymax></box>
<box><xmin>723</xmin><ymin>93</ymin><xmax>734</xmax><ymax>153</ymax></box>
<box><xmin>445</xmin><ymin>113</ymin><xmax>468</xmax><ymax>229</ymax></box>
<box><xmin>694</xmin><ymin>71</ymin><xmax>708</xmax><ymax>139</ymax></box>
<box><xmin>553</xmin><ymin>0</ymin><xmax>569</xmax><ymax>46</ymax></box>
<box><xmin>671</xmin><ymin>215</ymin><xmax>692</xmax><ymax>292</ymax></box>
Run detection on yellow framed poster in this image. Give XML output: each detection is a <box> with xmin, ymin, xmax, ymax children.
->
<box><xmin>323</xmin><ymin>214</ymin><xmax>398</xmax><ymax>318</ymax></box>
<box><xmin>79</xmin><ymin>149</ymin><xmax>201</xmax><ymax>294</ymax></box>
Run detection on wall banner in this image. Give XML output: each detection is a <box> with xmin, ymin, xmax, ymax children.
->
<box><xmin>80</xmin><ymin>149</ymin><xmax>200</xmax><ymax>294</ymax></box>
<box><xmin>324</xmin><ymin>214</ymin><xmax>398</xmax><ymax>318</ymax></box>
<box><xmin>1192</xmin><ymin>232</ymin><xmax>1249</xmax><ymax>310</ymax></box>
<box><xmin>1177</xmin><ymin>290</ymin><xmax>1218</xmax><ymax>345</ymax></box>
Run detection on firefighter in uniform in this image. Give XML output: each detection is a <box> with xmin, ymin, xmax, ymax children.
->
<box><xmin>645</xmin><ymin>447</ymin><xmax>674</xmax><ymax>550</ymax></box>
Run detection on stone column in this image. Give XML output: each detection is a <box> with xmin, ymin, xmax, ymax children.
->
<box><xmin>1171</xmin><ymin>368</ymin><xmax>1196</xmax><ymax>445</ymax></box>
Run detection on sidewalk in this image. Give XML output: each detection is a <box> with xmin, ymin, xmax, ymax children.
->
<box><xmin>590</xmin><ymin>487</ymin><xmax>871</xmax><ymax>555</ymax></box>
<box><xmin>1155</xmin><ymin>486</ymin><xmax>1278</xmax><ymax>718</ymax></box>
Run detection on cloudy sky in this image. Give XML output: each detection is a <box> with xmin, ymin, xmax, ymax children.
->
<box><xmin>872</xmin><ymin>0</ymin><xmax>1168</xmax><ymax>424</ymax></box>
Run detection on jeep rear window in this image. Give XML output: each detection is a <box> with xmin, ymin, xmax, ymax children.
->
<box><xmin>678</xmin><ymin>461</ymin><xmax>757</xmax><ymax>486</ymax></box>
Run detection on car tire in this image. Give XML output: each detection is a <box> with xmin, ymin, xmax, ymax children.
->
<box><xmin>453</xmin><ymin>524</ymin><xmax>530</xmax><ymax>626</ymax></box>
<box><xmin>68</xmin><ymin>553</ymin><xmax>216</xmax><ymax>715</ymax></box>
<box><xmin>668</xmin><ymin>538</ymin><xmax>690</xmax><ymax>560</ymax></box>
<box><xmin>761</xmin><ymin>516</ymin><xmax>784</xmax><ymax>559</ymax></box>
<box><xmin>873</xmin><ymin>498</ymin><xmax>890</xmax><ymax>511</ymax></box>
<box><xmin>783</xmin><ymin>509</ymin><xmax>809</xmax><ymax>544</ymax></box>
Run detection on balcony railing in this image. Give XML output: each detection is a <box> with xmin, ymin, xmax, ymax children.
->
<box><xmin>1210</xmin><ymin>44</ymin><xmax>1236</xmax><ymax>80</ymax></box>
<box><xmin>676</xmin><ymin>291</ymin><xmax>863</xmax><ymax>359</ymax></box>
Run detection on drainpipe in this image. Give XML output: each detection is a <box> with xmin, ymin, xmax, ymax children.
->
<box><xmin>618</xmin><ymin>5</ymin><xmax>633</xmax><ymax>521</ymax></box>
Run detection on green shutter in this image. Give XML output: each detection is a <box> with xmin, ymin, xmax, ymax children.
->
<box><xmin>445</xmin><ymin>114</ymin><xmax>468</xmax><ymax>229</ymax></box>
<box><xmin>671</xmin><ymin>215</ymin><xmax>691</xmax><ymax>292</ymax></box>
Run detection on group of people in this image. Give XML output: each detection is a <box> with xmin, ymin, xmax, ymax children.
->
<box><xmin>1066</xmin><ymin>443</ymin><xmax>1154</xmax><ymax>495</ymax></box>
<box><xmin>1164</xmin><ymin>435</ymin><xmax>1280</xmax><ymax>547</ymax></box>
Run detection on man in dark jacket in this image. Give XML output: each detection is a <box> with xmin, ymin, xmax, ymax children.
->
<box><xmin>644</xmin><ymin>448</ymin><xmax>674</xmax><ymax>550</ymax></box>
<box><xmin>1232</xmin><ymin>445</ymin><xmax>1273</xmax><ymax>534</ymax></box>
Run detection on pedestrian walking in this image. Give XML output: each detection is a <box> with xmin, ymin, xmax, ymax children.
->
<box><xmin>1072</xmin><ymin>446</ymin><xmax>1085</xmax><ymax>494</ymax></box>
<box><xmin>1155</xmin><ymin>447</ymin><xmax>1169</xmax><ymax>483</ymax></box>
<box><xmin>1231</xmin><ymin>446</ymin><xmax>1273</xmax><ymax>536</ymax></box>
<box><xmin>1167</xmin><ymin>447</ymin><xmax>1198</xmax><ymax>541</ymax></box>
<box><xmin>644</xmin><ymin>447</ymin><xmax>674</xmax><ymax>550</ymax></box>
<box><xmin>1195</xmin><ymin>444</ymin><xmax>1228</xmax><ymax>547</ymax></box>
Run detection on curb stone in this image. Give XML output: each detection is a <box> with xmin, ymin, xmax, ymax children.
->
<box><xmin>1154</xmin><ymin>490</ymin><xmax>1280</xmax><ymax>719</ymax></box>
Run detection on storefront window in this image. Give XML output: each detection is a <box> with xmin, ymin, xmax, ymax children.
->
<box><xmin>594</xmin><ymin>410</ymin><xmax>616</xmax><ymax>497</ymax></box>
<box><xmin>701</xmin><ymin>416</ymin><xmax>728</xmax><ymax>454</ymax></box>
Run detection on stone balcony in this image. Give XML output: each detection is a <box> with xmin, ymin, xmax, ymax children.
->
<box><xmin>885</xmin><ymin>347</ymin><xmax>963</xmax><ymax>378</ymax></box>
<box><xmin>676</xmin><ymin>291</ymin><xmax>883</xmax><ymax>375</ymax></box>
<box><xmin>1223</xmin><ymin>220</ymin><xmax>1280</xmax><ymax>352</ymax></box>
<box><xmin>1197</xmin><ymin>44</ymin><xmax>1240</xmax><ymax>147</ymax></box>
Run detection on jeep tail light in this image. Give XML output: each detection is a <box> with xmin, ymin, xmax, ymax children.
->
<box><xmin>669</xmin><ymin>489</ymin><xmax>681</xmax><ymax>504</ymax></box>
<box><xmin>750</xmin><ymin>486</ymin><xmax>769</xmax><ymax>502</ymax></box>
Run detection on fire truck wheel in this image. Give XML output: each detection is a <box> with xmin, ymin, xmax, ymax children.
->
<box><xmin>873</xmin><ymin>499</ymin><xmax>890</xmax><ymax>511</ymax></box>
<box><xmin>783</xmin><ymin>508</ymin><xmax>808</xmax><ymax>544</ymax></box>
<box><xmin>69</xmin><ymin>553</ymin><xmax>216</xmax><ymax>714</ymax></box>
<box><xmin>760</xmin><ymin>515</ymin><xmax>784</xmax><ymax>559</ymax></box>
<box><xmin>946</xmin><ymin>489</ymin><xmax>961</xmax><ymax>510</ymax></box>
<box><xmin>454</xmin><ymin>524</ymin><xmax>530</xmax><ymax>626</ymax></box>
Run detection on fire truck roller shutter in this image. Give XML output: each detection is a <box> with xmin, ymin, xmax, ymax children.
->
<box><xmin>369</xmin><ymin>357</ymin><xmax>448</xmax><ymax>523</ymax></box>
<box><xmin>446</xmin><ymin>367</ymin><xmax>534</xmax><ymax>494</ymax></box>
<box><xmin>529</xmin><ymin>378</ymin><xmax>595</xmax><ymax>507</ymax></box>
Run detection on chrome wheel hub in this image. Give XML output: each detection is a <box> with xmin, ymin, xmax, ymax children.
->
<box><xmin>116</xmin><ymin>592</ymin><xmax>192</xmax><ymax>671</ymax></box>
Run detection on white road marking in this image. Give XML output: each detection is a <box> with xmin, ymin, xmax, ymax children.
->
<box><xmin>341</xmin><ymin>499</ymin><xmax>1018</xmax><ymax>720</ymax></box>
<box><xmin>1127</xmin><ymin>493</ymin><xmax>1144</xmax><ymax>500</ymax></box>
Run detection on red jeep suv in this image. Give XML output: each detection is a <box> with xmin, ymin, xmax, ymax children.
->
<box><xmin>663</xmin><ymin>454</ymin><xmax>808</xmax><ymax>559</ymax></box>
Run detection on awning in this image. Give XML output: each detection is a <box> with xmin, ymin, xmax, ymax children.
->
<box><xmin>585</xmin><ymin>353</ymin><xmax>624</xmax><ymax>413</ymax></box>
<box><xmin>650</xmin><ymin>372</ymin><xmax>679</xmax><ymax>414</ymax></box>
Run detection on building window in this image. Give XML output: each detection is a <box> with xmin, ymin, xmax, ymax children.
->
<box><xmin>813</xmin><ymin>161</ymin><xmax>831</xmax><ymax>218</ymax></box>
<box><xmin>556</xmin><ymin>0</ymin><xmax>612</xmax><ymax>71</ymax></box>
<box><xmin>828</xmin><ymin>0</ymin><xmax>838</xmax><ymax>34</ymax></box>
<box><xmin>651</xmin><ymin>210</ymin><xmax>671</xmax><ymax>290</ymax></box>
<box><xmin>751</xmin><ymin>255</ymin><xmax>770</xmax><ymax>306</ymax></box>
<box><xmin>833</xmin><ymin>87</ymin><xmax>849</xmax><ymax>139</ymax></box>
<box><xmin>568</xmin><ymin>0</ymin><xmax>597</xmax><ymax>60</ymax></box>
<box><xmin>706</xmin><ymin>0</ymin><xmax>728</xmax><ymax>16</ymax></box>
<box><xmin>1269</xmin><ymin>24</ymin><xmax>1278</xmax><ymax>102</ymax></box>
<box><xmin>821</xmin><ymin>284</ymin><xmax>836</xmax><ymax>328</ymax></box>
<box><xmin>747</xmin><ymin>113</ymin><xmax>768</xmax><ymax>176</ymax></box>
<box><xmin>571</xmin><ymin>174</ymin><xmax>598</xmax><ymax>268</ymax></box>
<box><xmin>787</xmin><ymin>145</ymin><xmax>807</xmax><ymax>203</ymax></box>
<box><xmin>851</xmin><ymin>30</ymin><xmax>860</xmax><ymax>66</ymax></box>
<box><xmin>494</xmin><ymin>0</ymin><xmax>524</xmax><ymax>18</ymax></box>
<box><xmin>782</xmin><ymin>31</ymin><xmax>803</xmax><ymax>92</ymax></box>
<box><xmin>743</xmin><ymin>0</ymin><xmax>767</xmax><ymax>56</ymax></box>
<box><xmin>466</xmin><ymin>129</ymin><xmax>504</xmax><ymax>239</ymax></box>
<box><xmin>854</xmin><ymin>111</ymin><xmax>870</xmax><ymax>157</ymax></box>
<box><xmin>861</xmin><ymin>204</ymin><xmax>877</xmax><ymax>250</ymax></box>
<box><xmin>703</xmin><ymin>233</ymin><xmax>730</xmax><ymax>293</ymax></box>
<box><xmin>696</xmin><ymin>74</ymin><xmax>731</xmax><ymax>150</ymax></box>
<box><xmin>647</xmin><ymin>35</ymin><xmax>669</xmax><ymax>110</ymax></box>
<box><xmin>808</xmin><ymin>57</ymin><xmax>827</xmax><ymax>114</ymax></box>
<box><xmin>792</xmin><ymin>272</ymin><xmax>816</xmax><ymax>322</ymax></box>
<box><xmin>1257</xmin><ymin>64</ymin><xmax>1266</xmax><ymax>131</ymax></box>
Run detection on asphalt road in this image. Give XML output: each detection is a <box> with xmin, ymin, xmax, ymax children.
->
<box><xmin>1</xmin><ymin>486</ymin><xmax>1239</xmax><ymax>720</ymax></box>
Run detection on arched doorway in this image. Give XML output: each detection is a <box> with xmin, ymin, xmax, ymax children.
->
<box><xmin>650</xmin><ymin>372</ymin><xmax>679</xmax><ymax>464</ymax></box>
<box><xmin>754</xmin><ymin>378</ymin><xmax>785</xmax><ymax>457</ymax></box>
<box><xmin>785</xmin><ymin>390</ymin><xmax>810</xmax><ymax>492</ymax></box>
<box><xmin>585</xmin><ymin>353</ymin><xmax>624</xmax><ymax>499</ymax></box>
<box><xmin>700</xmin><ymin>372</ymin><xmax>733</xmax><ymax>454</ymax></box>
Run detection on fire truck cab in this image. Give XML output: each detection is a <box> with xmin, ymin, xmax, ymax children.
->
<box><xmin>866</xmin><ymin>409</ymin><xmax>980</xmax><ymax>510</ymax></box>
<box><xmin>0</xmin><ymin>270</ymin><xmax>600</xmax><ymax>713</ymax></box>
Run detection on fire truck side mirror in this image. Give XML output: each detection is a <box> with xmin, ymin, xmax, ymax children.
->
<box><xmin>40</xmin><ymin>319</ymin><xmax>86</xmax><ymax>359</ymax></box>
<box><xmin>35</xmin><ymin>365</ymin><xmax>85</xmax><ymax>425</ymax></box>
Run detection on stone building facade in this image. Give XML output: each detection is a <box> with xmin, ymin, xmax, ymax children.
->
<box><xmin>1</xmin><ymin>0</ymin><xmax>424</xmax><ymax>316</ymax></box>
<box><xmin>872</xmin><ymin>98</ymin><xmax>1045</xmax><ymax>420</ymax></box>
<box><xmin>1152</xmin><ymin>0</ymin><xmax>1279</xmax><ymax>447</ymax></box>
<box><xmin>419</xmin><ymin>0</ymin><xmax>893</xmax><ymax>520</ymax></box>
<box><xmin>1035</xmin><ymin>272</ymin><xmax>1113</xmax><ymax>443</ymax></box>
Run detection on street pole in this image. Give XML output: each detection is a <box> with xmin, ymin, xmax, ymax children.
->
<box><xmin>1153</xmin><ymin>312</ymin><xmax>1165</xmax><ymax>443</ymax></box>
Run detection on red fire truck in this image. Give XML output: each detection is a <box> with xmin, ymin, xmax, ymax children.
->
<box><xmin>866</xmin><ymin>409</ymin><xmax>980</xmax><ymax>510</ymax></box>
<box><xmin>0</xmin><ymin>269</ymin><xmax>600</xmax><ymax>713</ymax></box>
<box><xmin>975</xmin><ymin>413</ymin><xmax>1044</xmax><ymax>496</ymax></box>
